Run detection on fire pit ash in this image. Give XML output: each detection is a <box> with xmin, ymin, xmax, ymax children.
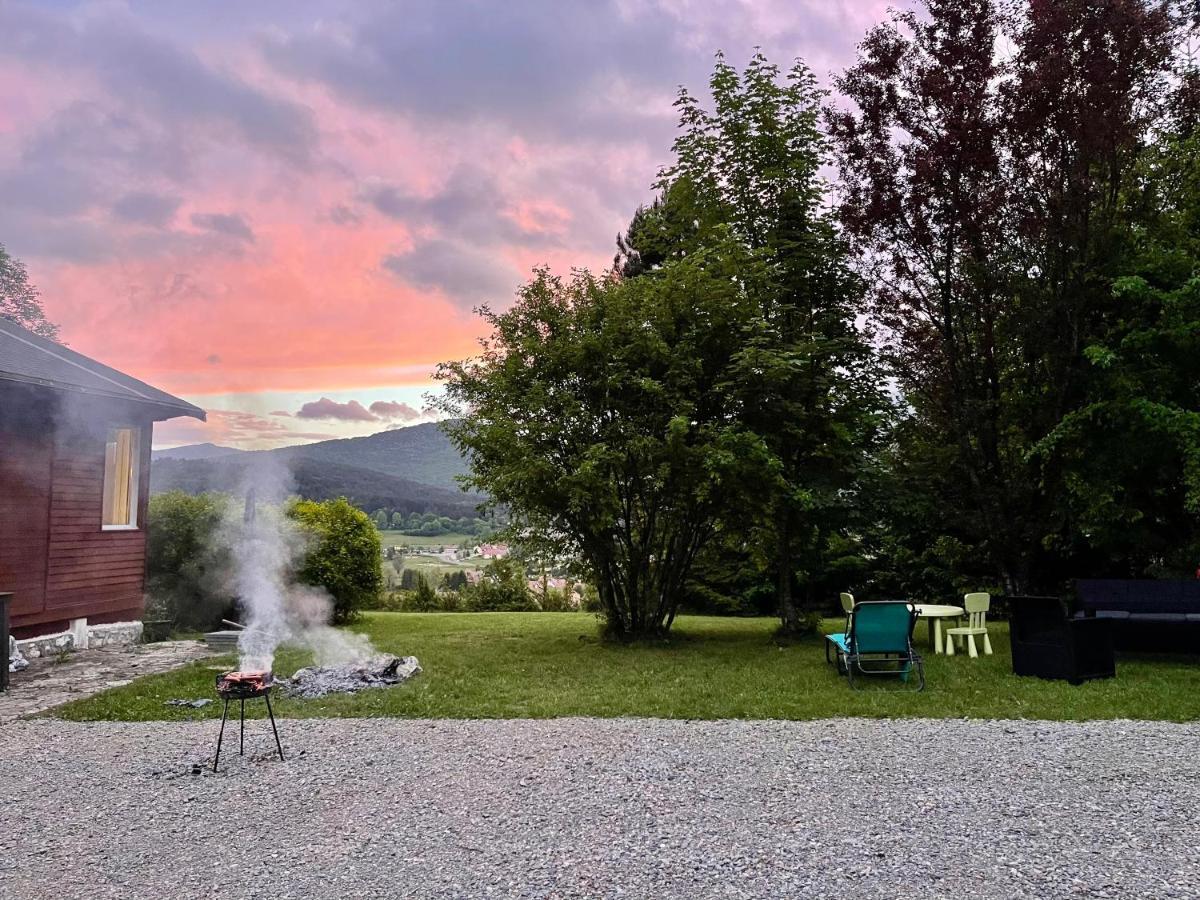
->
<box><xmin>277</xmin><ymin>654</ymin><xmax>421</xmax><ymax>699</ymax></box>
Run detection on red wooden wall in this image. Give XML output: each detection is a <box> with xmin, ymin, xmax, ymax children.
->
<box><xmin>42</xmin><ymin>420</ymin><xmax>153</xmax><ymax>629</ymax></box>
<box><xmin>0</xmin><ymin>385</ymin><xmax>156</xmax><ymax>636</ymax></box>
<box><xmin>0</xmin><ymin>429</ymin><xmax>53</xmax><ymax>623</ymax></box>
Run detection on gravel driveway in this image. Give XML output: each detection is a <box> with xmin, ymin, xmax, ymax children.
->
<box><xmin>2</xmin><ymin>717</ymin><xmax>1197</xmax><ymax>899</ymax></box>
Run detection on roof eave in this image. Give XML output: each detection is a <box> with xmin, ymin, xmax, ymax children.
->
<box><xmin>0</xmin><ymin>372</ymin><xmax>207</xmax><ymax>421</ymax></box>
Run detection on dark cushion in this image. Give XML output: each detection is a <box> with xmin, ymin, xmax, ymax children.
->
<box><xmin>1075</xmin><ymin>580</ymin><xmax>1200</xmax><ymax>616</ymax></box>
<box><xmin>1076</xmin><ymin>580</ymin><xmax>1128</xmax><ymax>610</ymax></box>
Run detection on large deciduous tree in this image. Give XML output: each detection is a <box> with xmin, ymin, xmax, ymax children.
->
<box><xmin>830</xmin><ymin>0</ymin><xmax>1016</xmax><ymax>590</ymax></box>
<box><xmin>437</xmin><ymin>243</ymin><xmax>770</xmax><ymax>640</ymax></box>
<box><xmin>832</xmin><ymin>0</ymin><xmax>1176</xmax><ymax>593</ymax></box>
<box><xmin>619</xmin><ymin>53</ymin><xmax>886</xmax><ymax>634</ymax></box>
<box><xmin>0</xmin><ymin>243</ymin><xmax>59</xmax><ymax>341</ymax></box>
<box><xmin>1030</xmin><ymin>56</ymin><xmax>1200</xmax><ymax>577</ymax></box>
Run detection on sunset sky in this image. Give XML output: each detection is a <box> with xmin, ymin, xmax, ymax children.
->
<box><xmin>0</xmin><ymin>0</ymin><xmax>888</xmax><ymax>449</ymax></box>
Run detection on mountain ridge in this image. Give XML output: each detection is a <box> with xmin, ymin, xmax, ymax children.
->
<box><xmin>150</xmin><ymin>422</ymin><xmax>479</xmax><ymax>515</ymax></box>
<box><xmin>152</xmin><ymin>442</ymin><xmax>245</xmax><ymax>461</ymax></box>
<box><xmin>153</xmin><ymin>422</ymin><xmax>468</xmax><ymax>491</ymax></box>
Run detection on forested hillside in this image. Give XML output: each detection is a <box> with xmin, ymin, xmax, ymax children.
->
<box><xmin>269</xmin><ymin>422</ymin><xmax>468</xmax><ymax>490</ymax></box>
<box><xmin>150</xmin><ymin>456</ymin><xmax>480</xmax><ymax>518</ymax></box>
<box><xmin>151</xmin><ymin>420</ymin><xmax>478</xmax><ymax>518</ymax></box>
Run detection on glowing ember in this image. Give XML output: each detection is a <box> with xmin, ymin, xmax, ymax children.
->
<box><xmin>215</xmin><ymin>670</ymin><xmax>273</xmax><ymax>697</ymax></box>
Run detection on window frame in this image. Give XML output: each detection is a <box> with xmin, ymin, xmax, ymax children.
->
<box><xmin>101</xmin><ymin>426</ymin><xmax>141</xmax><ymax>531</ymax></box>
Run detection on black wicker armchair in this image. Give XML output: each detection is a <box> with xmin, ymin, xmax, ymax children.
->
<box><xmin>1008</xmin><ymin>595</ymin><xmax>1115</xmax><ymax>685</ymax></box>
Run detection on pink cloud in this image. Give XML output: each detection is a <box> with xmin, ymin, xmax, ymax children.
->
<box><xmin>368</xmin><ymin>400</ymin><xmax>421</xmax><ymax>421</ymax></box>
<box><xmin>153</xmin><ymin>409</ymin><xmax>334</xmax><ymax>449</ymax></box>
<box><xmin>295</xmin><ymin>397</ymin><xmax>377</xmax><ymax>421</ymax></box>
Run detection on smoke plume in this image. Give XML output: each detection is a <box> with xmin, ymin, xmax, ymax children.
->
<box><xmin>225</xmin><ymin>456</ymin><xmax>375</xmax><ymax>671</ymax></box>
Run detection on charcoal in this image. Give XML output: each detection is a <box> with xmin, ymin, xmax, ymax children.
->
<box><xmin>277</xmin><ymin>655</ymin><xmax>420</xmax><ymax>699</ymax></box>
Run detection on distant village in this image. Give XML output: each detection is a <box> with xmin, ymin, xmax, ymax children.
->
<box><xmin>382</xmin><ymin>538</ymin><xmax>582</xmax><ymax>608</ymax></box>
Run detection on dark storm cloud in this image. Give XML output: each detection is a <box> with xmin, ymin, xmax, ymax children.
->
<box><xmin>0</xmin><ymin>161</ymin><xmax>97</xmax><ymax>215</ymax></box>
<box><xmin>0</xmin><ymin>100</ymin><xmax>195</xmax><ymax>262</ymax></box>
<box><xmin>382</xmin><ymin>239</ymin><xmax>522</xmax><ymax>309</ymax></box>
<box><xmin>328</xmin><ymin>204</ymin><xmax>363</xmax><ymax>227</ymax></box>
<box><xmin>360</xmin><ymin>168</ymin><xmax>497</xmax><ymax>231</ymax></box>
<box><xmin>0</xmin><ymin>3</ymin><xmax>318</xmax><ymax>164</ymax></box>
<box><xmin>113</xmin><ymin>191</ymin><xmax>182</xmax><ymax>227</ymax></box>
<box><xmin>23</xmin><ymin>101</ymin><xmax>193</xmax><ymax>184</ymax></box>
<box><xmin>362</xmin><ymin>165</ymin><xmax>571</xmax><ymax>308</ymax></box>
<box><xmin>190</xmin><ymin>212</ymin><xmax>256</xmax><ymax>243</ymax></box>
<box><xmin>0</xmin><ymin>5</ymin><xmax>310</xmax><ymax>264</ymax></box>
<box><xmin>0</xmin><ymin>219</ymin><xmax>115</xmax><ymax>263</ymax></box>
<box><xmin>259</xmin><ymin>0</ymin><xmax>689</xmax><ymax>143</ymax></box>
<box><xmin>358</xmin><ymin>166</ymin><xmax>567</xmax><ymax>250</ymax></box>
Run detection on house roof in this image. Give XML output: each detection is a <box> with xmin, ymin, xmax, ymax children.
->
<box><xmin>0</xmin><ymin>317</ymin><xmax>206</xmax><ymax>421</ymax></box>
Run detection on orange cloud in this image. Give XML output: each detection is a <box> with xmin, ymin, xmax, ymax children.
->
<box><xmin>36</xmin><ymin>214</ymin><xmax>489</xmax><ymax>396</ymax></box>
<box><xmin>153</xmin><ymin>409</ymin><xmax>335</xmax><ymax>449</ymax></box>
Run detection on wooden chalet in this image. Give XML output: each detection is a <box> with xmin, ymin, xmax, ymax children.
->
<box><xmin>0</xmin><ymin>317</ymin><xmax>205</xmax><ymax>637</ymax></box>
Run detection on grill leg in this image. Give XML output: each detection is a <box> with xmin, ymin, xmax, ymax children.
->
<box><xmin>239</xmin><ymin>698</ymin><xmax>245</xmax><ymax>756</ymax></box>
<box><xmin>213</xmin><ymin>698</ymin><xmax>230</xmax><ymax>772</ymax></box>
<box><xmin>264</xmin><ymin>692</ymin><xmax>284</xmax><ymax>761</ymax></box>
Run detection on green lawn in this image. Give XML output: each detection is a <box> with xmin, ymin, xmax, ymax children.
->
<box><xmin>379</xmin><ymin>531</ymin><xmax>487</xmax><ymax>581</ymax></box>
<box><xmin>50</xmin><ymin>612</ymin><xmax>1200</xmax><ymax>722</ymax></box>
<box><xmin>378</xmin><ymin>532</ymin><xmax>479</xmax><ymax>550</ymax></box>
<box><xmin>398</xmin><ymin>557</ymin><xmax>485</xmax><ymax>576</ymax></box>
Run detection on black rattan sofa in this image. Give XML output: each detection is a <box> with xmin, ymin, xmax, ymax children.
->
<box><xmin>1074</xmin><ymin>579</ymin><xmax>1200</xmax><ymax>652</ymax></box>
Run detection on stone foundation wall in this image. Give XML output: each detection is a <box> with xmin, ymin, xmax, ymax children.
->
<box><xmin>15</xmin><ymin>619</ymin><xmax>144</xmax><ymax>660</ymax></box>
<box><xmin>88</xmin><ymin>621</ymin><xmax>144</xmax><ymax>649</ymax></box>
<box><xmin>16</xmin><ymin>630</ymin><xmax>75</xmax><ymax>660</ymax></box>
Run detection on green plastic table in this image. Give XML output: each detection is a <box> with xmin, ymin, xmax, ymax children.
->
<box><xmin>913</xmin><ymin>604</ymin><xmax>965</xmax><ymax>655</ymax></box>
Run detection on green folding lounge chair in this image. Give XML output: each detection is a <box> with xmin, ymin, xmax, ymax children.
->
<box><xmin>840</xmin><ymin>601</ymin><xmax>925</xmax><ymax>691</ymax></box>
<box><xmin>824</xmin><ymin>592</ymin><xmax>856</xmax><ymax>667</ymax></box>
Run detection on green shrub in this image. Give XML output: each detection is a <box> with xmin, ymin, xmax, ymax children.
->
<box><xmin>580</xmin><ymin>584</ymin><xmax>602</xmax><ymax>613</ymax></box>
<box><xmin>288</xmin><ymin>497</ymin><xmax>383</xmax><ymax>624</ymax></box>
<box><xmin>436</xmin><ymin>589</ymin><xmax>463</xmax><ymax>612</ymax></box>
<box><xmin>464</xmin><ymin>558</ymin><xmax>536</xmax><ymax>611</ymax></box>
<box><xmin>535</xmin><ymin>587</ymin><xmax>575</xmax><ymax>612</ymax></box>
<box><xmin>404</xmin><ymin>576</ymin><xmax>440</xmax><ymax>611</ymax></box>
<box><xmin>146</xmin><ymin>491</ymin><xmax>234</xmax><ymax>630</ymax></box>
<box><xmin>441</xmin><ymin>570</ymin><xmax>469</xmax><ymax>591</ymax></box>
<box><xmin>364</xmin><ymin>591</ymin><xmax>407</xmax><ymax>612</ymax></box>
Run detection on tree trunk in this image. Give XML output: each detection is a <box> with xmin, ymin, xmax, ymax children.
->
<box><xmin>776</xmin><ymin>508</ymin><xmax>801</xmax><ymax>635</ymax></box>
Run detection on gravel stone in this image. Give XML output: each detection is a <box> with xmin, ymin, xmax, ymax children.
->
<box><xmin>1</xmin><ymin>717</ymin><xmax>1197</xmax><ymax>899</ymax></box>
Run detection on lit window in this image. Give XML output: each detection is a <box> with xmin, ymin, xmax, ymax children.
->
<box><xmin>102</xmin><ymin>427</ymin><xmax>140</xmax><ymax>528</ymax></box>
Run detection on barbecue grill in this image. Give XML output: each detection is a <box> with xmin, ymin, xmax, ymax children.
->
<box><xmin>212</xmin><ymin>670</ymin><xmax>284</xmax><ymax>771</ymax></box>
